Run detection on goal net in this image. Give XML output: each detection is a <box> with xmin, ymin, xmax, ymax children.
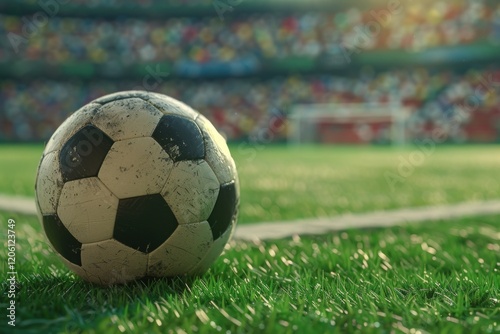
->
<box><xmin>288</xmin><ymin>103</ymin><xmax>410</xmax><ymax>145</ymax></box>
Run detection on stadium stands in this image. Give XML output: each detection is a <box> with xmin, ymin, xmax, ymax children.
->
<box><xmin>1</xmin><ymin>2</ymin><xmax>499</xmax><ymax>62</ymax></box>
<box><xmin>0</xmin><ymin>0</ymin><xmax>499</xmax><ymax>143</ymax></box>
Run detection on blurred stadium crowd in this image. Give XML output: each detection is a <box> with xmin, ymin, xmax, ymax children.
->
<box><xmin>2</xmin><ymin>69</ymin><xmax>499</xmax><ymax>142</ymax></box>
<box><xmin>1</xmin><ymin>0</ymin><xmax>499</xmax><ymax>143</ymax></box>
<box><xmin>1</xmin><ymin>1</ymin><xmax>499</xmax><ymax>62</ymax></box>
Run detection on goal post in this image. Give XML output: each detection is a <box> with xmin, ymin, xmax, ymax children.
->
<box><xmin>288</xmin><ymin>103</ymin><xmax>410</xmax><ymax>145</ymax></box>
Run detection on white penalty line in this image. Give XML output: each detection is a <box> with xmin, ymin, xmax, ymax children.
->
<box><xmin>1</xmin><ymin>194</ymin><xmax>499</xmax><ymax>241</ymax></box>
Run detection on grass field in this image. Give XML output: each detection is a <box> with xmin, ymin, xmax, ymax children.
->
<box><xmin>1</xmin><ymin>144</ymin><xmax>500</xmax><ymax>224</ymax></box>
<box><xmin>0</xmin><ymin>144</ymin><xmax>499</xmax><ymax>333</ymax></box>
<box><xmin>0</xmin><ymin>211</ymin><xmax>499</xmax><ymax>333</ymax></box>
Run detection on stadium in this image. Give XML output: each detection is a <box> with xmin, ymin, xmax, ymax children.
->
<box><xmin>0</xmin><ymin>0</ymin><xmax>499</xmax><ymax>332</ymax></box>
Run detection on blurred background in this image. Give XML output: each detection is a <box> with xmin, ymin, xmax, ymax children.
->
<box><xmin>0</xmin><ymin>0</ymin><xmax>499</xmax><ymax>145</ymax></box>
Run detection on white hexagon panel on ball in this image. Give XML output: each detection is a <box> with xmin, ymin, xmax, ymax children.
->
<box><xmin>98</xmin><ymin>137</ymin><xmax>173</xmax><ymax>199</ymax></box>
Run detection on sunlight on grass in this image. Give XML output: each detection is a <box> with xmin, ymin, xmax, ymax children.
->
<box><xmin>0</xmin><ymin>211</ymin><xmax>498</xmax><ymax>333</ymax></box>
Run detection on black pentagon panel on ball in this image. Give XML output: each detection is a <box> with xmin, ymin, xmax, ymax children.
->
<box><xmin>42</xmin><ymin>214</ymin><xmax>82</xmax><ymax>266</ymax></box>
<box><xmin>59</xmin><ymin>125</ymin><xmax>114</xmax><ymax>182</ymax></box>
<box><xmin>152</xmin><ymin>115</ymin><xmax>205</xmax><ymax>162</ymax></box>
<box><xmin>207</xmin><ymin>181</ymin><xmax>237</xmax><ymax>240</ymax></box>
<box><xmin>114</xmin><ymin>194</ymin><xmax>178</xmax><ymax>253</ymax></box>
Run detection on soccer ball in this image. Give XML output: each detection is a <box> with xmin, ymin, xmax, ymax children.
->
<box><xmin>35</xmin><ymin>91</ymin><xmax>239</xmax><ymax>285</ymax></box>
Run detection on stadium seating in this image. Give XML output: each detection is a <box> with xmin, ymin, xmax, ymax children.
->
<box><xmin>2</xmin><ymin>68</ymin><xmax>499</xmax><ymax>142</ymax></box>
<box><xmin>0</xmin><ymin>1</ymin><xmax>499</xmax><ymax>143</ymax></box>
<box><xmin>1</xmin><ymin>2</ymin><xmax>498</xmax><ymax>63</ymax></box>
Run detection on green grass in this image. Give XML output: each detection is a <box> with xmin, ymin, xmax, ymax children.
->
<box><xmin>0</xmin><ymin>144</ymin><xmax>41</xmax><ymax>197</ymax></box>
<box><xmin>1</xmin><ymin>144</ymin><xmax>500</xmax><ymax>224</ymax></box>
<box><xmin>0</xmin><ymin>144</ymin><xmax>499</xmax><ymax>333</ymax></box>
<box><xmin>0</xmin><ymin>211</ymin><xmax>498</xmax><ymax>333</ymax></box>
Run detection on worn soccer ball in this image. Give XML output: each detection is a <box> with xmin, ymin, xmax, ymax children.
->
<box><xmin>35</xmin><ymin>91</ymin><xmax>239</xmax><ymax>285</ymax></box>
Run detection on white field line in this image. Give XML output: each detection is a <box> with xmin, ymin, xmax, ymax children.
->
<box><xmin>1</xmin><ymin>194</ymin><xmax>499</xmax><ymax>241</ymax></box>
<box><xmin>0</xmin><ymin>194</ymin><xmax>38</xmax><ymax>216</ymax></box>
<box><xmin>235</xmin><ymin>200</ymin><xmax>500</xmax><ymax>240</ymax></box>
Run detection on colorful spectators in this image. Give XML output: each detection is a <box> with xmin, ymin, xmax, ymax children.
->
<box><xmin>1</xmin><ymin>69</ymin><xmax>499</xmax><ymax>142</ymax></box>
<box><xmin>1</xmin><ymin>0</ymin><xmax>499</xmax><ymax>143</ymax></box>
<box><xmin>1</xmin><ymin>1</ymin><xmax>499</xmax><ymax>64</ymax></box>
